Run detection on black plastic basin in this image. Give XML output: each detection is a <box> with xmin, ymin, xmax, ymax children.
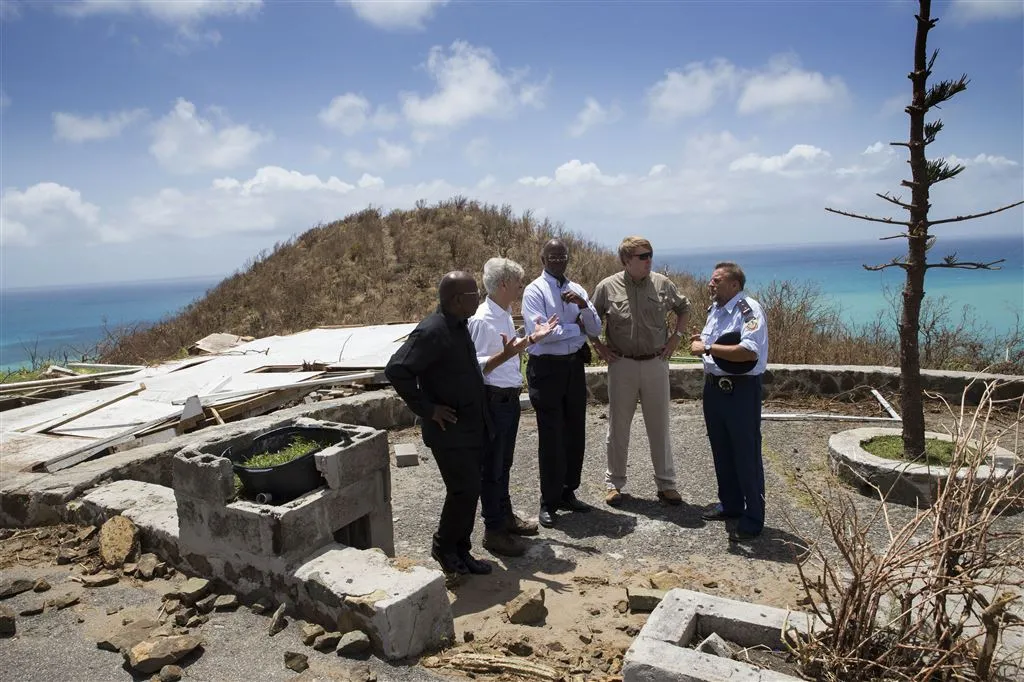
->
<box><xmin>224</xmin><ymin>426</ymin><xmax>352</xmax><ymax>503</ymax></box>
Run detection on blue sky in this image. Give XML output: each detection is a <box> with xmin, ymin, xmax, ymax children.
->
<box><xmin>1</xmin><ymin>0</ymin><xmax>1022</xmax><ymax>287</ymax></box>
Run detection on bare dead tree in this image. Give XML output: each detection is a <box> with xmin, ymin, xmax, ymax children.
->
<box><xmin>825</xmin><ymin>0</ymin><xmax>1024</xmax><ymax>460</ymax></box>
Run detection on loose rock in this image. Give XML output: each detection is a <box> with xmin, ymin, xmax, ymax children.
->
<box><xmin>300</xmin><ymin>623</ymin><xmax>325</xmax><ymax>645</ymax></box>
<box><xmin>649</xmin><ymin>571</ymin><xmax>683</xmax><ymax>591</ymax></box>
<box><xmin>44</xmin><ymin>591</ymin><xmax>81</xmax><ymax>610</ymax></box>
<box><xmin>284</xmin><ymin>651</ymin><xmax>309</xmax><ymax>673</ymax></box>
<box><xmin>697</xmin><ymin>632</ymin><xmax>733</xmax><ymax>658</ymax></box>
<box><xmin>96</xmin><ymin>617</ymin><xmax>163</xmax><ymax>653</ymax></box>
<box><xmin>32</xmin><ymin>579</ymin><xmax>51</xmax><ymax>593</ymax></box>
<box><xmin>250</xmin><ymin>599</ymin><xmax>270</xmax><ymax>615</ymax></box>
<box><xmin>0</xmin><ymin>605</ymin><xmax>16</xmax><ymax>636</ymax></box>
<box><xmin>137</xmin><ymin>554</ymin><xmax>159</xmax><ymax>580</ymax></box>
<box><xmin>99</xmin><ymin>516</ymin><xmax>139</xmax><ymax>568</ymax></box>
<box><xmin>125</xmin><ymin>635</ymin><xmax>202</xmax><ymax>674</ymax></box>
<box><xmin>176</xmin><ymin>578</ymin><xmax>210</xmax><ymax>605</ymax></box>
<box><xmin>0</xmin><ymin>579</ymin><xmax>34</xmax><ymax>600</ymax></box>
<box><xmin>195</xmin><ymin>594</ymin><xmax>217</xmax><ymax>614</ymax></box>
<box><xmin>268</xmin><ymin>604</ymin><xmax>287</xmax><ymax>636</ymax></box>
<box><xmin>19</xmin><ymin>604</ymin><xmax>43</xmax><ymax>617</ymax></box>
<box><xmin>122</xmin><ymin>563</ymin><xmax>138</xmax><ymax>576</ymax></box>
<box><xmin>505</xmin><ymin>588</ymin><xmax>547</xmax><ymax>625</ymax></box>
<box><xmin>158</xmin><ymin>664</ymin><xmax>183</xmax><ymax>682</ymax></box>
<box><xmin>82</xmin><ymin>573</ymin><xmax>119</xmax><ymax>588</ymax></box>
<box><xmin>626</xmin><ymin>587</ymin><xmax>665</xmax><ymax>613</ymax></box>
<box><xmin>313</xmin><ymin>631</ymin><xmax>342</xmax><ymax>652</ymax></box>
<box><xmin>336</xmin><ymin>630</ymin><xmax>371</xmax><ymax>657</ymax></box>
<box><xmin>213</xmin><ymin>594</ymin><xmax>238</xmax><ymax>611</ymax></box>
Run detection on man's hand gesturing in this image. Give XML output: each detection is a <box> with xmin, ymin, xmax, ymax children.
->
<box><xmin>431</xmin><ymin>404</ymin><xmax>458</xmax><ymax>430</ymax></box>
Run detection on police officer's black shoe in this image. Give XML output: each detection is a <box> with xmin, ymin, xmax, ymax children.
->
<box><xmin>701</xmin><ymin>504</ymin><xmax>740</xmax><ymax>522</ymax></box>
<box><xmin>728</xmin><ymin>529</ymin><xmax>761</xmax><ymax>543</ymax></box>
<box><xmin>538</xmin><ymin>507</ymin><xmax>556</xmax><ymax>528</ymax></box>
<box><xmin>431</xmin><ymin>548</ymin><xmax>469</xmax><ymax>574</ymax></box>
<box><xmin>458</xmin><ymin>552</ymin><xmax>493</xmax><ymax>574</ymax></box>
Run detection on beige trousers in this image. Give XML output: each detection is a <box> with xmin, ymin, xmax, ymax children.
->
<box><xmin>604</xmin><ymin>357</ymin><xmax>676</xmax><ymax>492</ymax></box>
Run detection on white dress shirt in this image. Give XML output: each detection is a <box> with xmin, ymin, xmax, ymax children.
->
<box><xmin>522</xmin><ymin>271</ymin><xmax>602</xmax><ymax>357</ymax></box>
<box><xmin>468</xmin><ymin>296</ymin><xmax>523</xmax><ymax>389</ymax></box>
<box><xmin>700</xmin><ymin>291</ymin><xmax>769</xmax><ymax>377</ymax></box>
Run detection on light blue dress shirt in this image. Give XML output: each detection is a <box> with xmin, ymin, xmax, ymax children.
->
<box><xmin>700</xmin><ymin>291</ymin><xmax>769</xmax><ymax>376</ymax></box>
<box><xmin>522</xmin><ymin>271</ymin><xmax>602</xmax><ymax>357</ymax></box>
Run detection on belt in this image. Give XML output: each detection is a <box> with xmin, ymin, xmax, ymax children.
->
<box><xmin>530</xmin><ymin>353</ymin><xmax>579</xmax><ymax>362</ymax></box>
<box><xmin>485</xmin><ymin>385</ymin><xmax>520</xmax><ymax>396</ymax></box>
<box><xmin>705</xmin><ymin>374</ymin><xmax>759</xmax><ymax>393</ymax></box>
<box><xmin>621</xmin><ymin>353</ymin><xmax>660</xmax><ymax>361</ymax></box>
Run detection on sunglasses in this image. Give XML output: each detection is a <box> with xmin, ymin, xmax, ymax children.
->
<box><xmin>633</xmin><ymin>252</ymin><xmax>653</xmax><ymax>261</ymax></box>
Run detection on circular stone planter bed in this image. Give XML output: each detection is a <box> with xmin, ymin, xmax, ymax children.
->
<box><xmin>828</xmin><ymin>427</ymin><xmax>1022</xmax><ymax>508</ymax></box>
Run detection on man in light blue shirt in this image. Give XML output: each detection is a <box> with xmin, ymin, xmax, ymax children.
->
<box><xmin>689</xmin><ymin>261</ymin><xmax>769</xmax><ymax>542</ymax></box>
<box><xmin>522</xmin><ymin>239</ymin><xmax>603</xmax><ymax>528</ymax></box>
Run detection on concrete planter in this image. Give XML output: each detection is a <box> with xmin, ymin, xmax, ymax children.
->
<box><xmin>828</xmin><ymin>427</ymin><xmax>1023</xmax><ymax>508</ymax></box>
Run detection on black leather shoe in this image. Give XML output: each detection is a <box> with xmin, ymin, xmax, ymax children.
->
<box><xmin>728</xmin><ymin>529</ymin><xmax>762</xmax><ymax>543</ymax></box>
<box><xmin>701</xmin><ymin>505</ymin><xmax>740</xmax><ymax>522</ymax></box>
<box><xmin>458</xmin><ymin>552</ymin><xmax>493</xmax><ymax>574</ymax></box>
<box><xmin>431</xmin><ymin>548</ymin><xmax>469</xmax><ymax>574</ymax></box>
<box><xmin>538</xmin><ymin>508</ymin><xmax>556</xmax><ymax>528</ymax></box>
<box><xmin>560</xmin><ymin>492</ymin><xmax>591</xmax><ymax>513</ymax></box>
<box><xmin>505</xmin><ymin>512</ymin><xmax>539</xmax><ymax>536</ymax></box>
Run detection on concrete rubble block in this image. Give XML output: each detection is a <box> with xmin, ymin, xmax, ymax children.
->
<box><xmin>639</xmin><ymin>590</ymin><xmax>699</xmax><ymax>646</ymax></box>
<box><xmin>393</xmin><ymin>443</ymin><xmax>419</xmax><ymax>468</ymax></box>
<box><xmin>72</xmin><ymin>481</ymin><xmax>179</xmax><ymax>557</ymax></box>
<box><xmin>627</xmin><ymin>587</ymin><xmax>666</xmax><ymax>613</ymax></box>
<box><xmin>697</xmin><ymin>632</ymin><xmax>733</xmax><ymax>658</ymax></box>
<box><xmin>275</xmin><ymin>492</ymin><xmax>336</xmax><ymax>559</ymax></box>
<box><xmin>623</xmin><ymin>636</ymin><xmax>777</xmax><ymax>682</ymax></box>
<box><xmin>314</xmin><ymin>427</ymin><xmax>389</xmax><ymax>490</ymax></box>
<box><xmin>208</xmin><ymin>502</ymin><xmax>279</xmax><ymax>557</ymax></box>
<box><xmin>172</xmin><ymin>446</ymin><xmax>235</xmax><ymax>504</ymax></box>
<box><xmin>293</xmin><ymin>546</ymin><xmax>453</xmax><ymax>661</ymax></box>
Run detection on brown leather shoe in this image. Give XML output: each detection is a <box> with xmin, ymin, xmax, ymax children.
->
<box><xmin>483</xmin><ymin>530</ymin><xmax>526</xmax><ymax>557</ymax></box>
<box><xmin>605</xmin><ymin>488</ymin><xmax>623</xmax><ymax>507</ymax></box>
<box><xmin>505</xmin><ymin>512</ymin><xmax>539</xmax><ymax>536</ymax></box>
<box><xmin>657</xmin><ymin>489</ymin><xmax>682</xmax><ymax>506</ymax></box>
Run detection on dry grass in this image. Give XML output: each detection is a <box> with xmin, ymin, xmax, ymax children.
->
<box><xmin>92</xmin><ymin>198</ymin><xmax>1023</xmax><ymax>375</ymax></box>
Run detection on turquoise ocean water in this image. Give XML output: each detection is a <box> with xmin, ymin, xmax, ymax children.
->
<box><xmin>1</xmin><ymin>235</ymin><xmax>1020</xmax><ymax>372</ymax></box>
<box><xmin>660</xmin><ymin>234</ymin><xmax>1023</xmax><ymax>339</ymax></box>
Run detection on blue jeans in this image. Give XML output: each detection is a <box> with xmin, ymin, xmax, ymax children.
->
<box><xmin>480</xmin><ymin>392</ymin><xmax>521</xmax><ymax>531</ymax></box>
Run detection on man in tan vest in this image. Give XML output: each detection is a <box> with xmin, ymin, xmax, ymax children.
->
<box><xmin>591</xmin><ymin>236</ymin><xmax>690</xmax><ymax>507</ymax></box>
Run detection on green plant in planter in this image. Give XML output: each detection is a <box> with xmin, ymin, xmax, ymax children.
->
<box><xmin>241</xmin><ymin>436</ymin><xmax>321</xmax><ymax>468</ymax></box>
<box><xmin>862</xmin><ymin>435</ymin><xmax>955</xmax><ymax>467</ymax></box>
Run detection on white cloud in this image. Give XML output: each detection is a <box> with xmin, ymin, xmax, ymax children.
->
<box><xmin>357</xmin><ymin>173</ymin><xmax>384</xmax><ymax>189</ymax></box>
<box><xmin>213</xmin><ymin>166</ymin><xmax>355</xmax><ymax>195</ymax></box>
<box><xmin>944</xmin><ymin>153</ymin><xmax>1020</xmax><ymax>168</ymax></box>
<box><xmin>53</xmin><ymin>108</ymin><xmax>146</xmax><ymax>142</ymax></box>
<box><xmin>0</xmin><ymin>89</ymin><xmax>10</xmax><ymax>109</ymax></box>
<box><xmin>863</xmin><ymin>141</ymin><xmax>887</xmax><ymax>154</ymax></box>
<box><xmin>568</xmin><ymin>97</ymin><xmax>622</xmax><ymax>137</ymax></box>
<box><xmin>0</xmin><ymin>182</ymin><xmax>117</xmax><ymax>246</ymax></box>
<box><xmin>318</xmin><ymin>93</ymin><xmax>398</xmax><ymax>135</ymax></box>
<box><xmin>344</xmin><ymin>0</ymin><xmax>447</xmax><ymax>30</ymax></box>
<box><xmin>737</xmin><ymin>55</ymin><xmax>848</xmax><ymax>116</ymax></box>
<box><xmin>646</xmin><ymin>59</ymin><xmax>738</xmax><ymax>121</ymax></box>
<box><xmin>59</xmin><ymin>0</ymin><xmax>261</xmax><ymax>23</ymax></box>
<box><xmin>343</xmin><ymin>138</ymin><xmax>413</xmax><ymax>171</ymax></box>
<box><xmin>729</xmin><ymin>144</ymin><xmax>832</xmax><ymax>175</ymax></box>
<box><xmin>400</xmin><ymin>41</ymin><xmax>546</xmax><ymax>128</ymax></box>
<box><xmin>950</xmin><ymin>0</ymin><xmax>1024</xmax><ymax>21</ymax></box>
<box><xmin>149</xmin><ymin>98</ymin><xmax>271</xmax><ymax>173</ymax></box>
<box><xmin>518</xmin><ymin>160</ymin><xmax>627</xmax><ymax>188</ymax></box>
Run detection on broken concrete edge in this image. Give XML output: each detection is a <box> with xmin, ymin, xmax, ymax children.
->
<box><xmin>0</xmin><ymin>390</ymin><xmax>416</xmax><ymax>528</ymax></box>
<box><xmin>828</xmin><ymin>427</ymin><xmax>1024</xmax><ymax>509</ymax></box>
<box><xmin>623</xmin><ymin>588</ymin><xmax>822</xmax><ymax>682</ymax></box>
<box><xmin>67</xmin><ymin>479</ymin><xmax>454</xmax><ymax>662</ymax></box>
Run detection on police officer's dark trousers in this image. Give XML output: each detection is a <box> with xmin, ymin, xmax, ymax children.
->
<box><xmin>527</xmin><ymin>353</ymin><xmax>587</xmax><ymax>512</ymax></box>
<box><xmin>702</xmin><ymin>375</ymin><xmax>765</xmax><ymax>535</ymax></box>
<box><xmin>430</xmin><ymin>444</ymin><xmax>483</xmax><ymax>554</ymax></box>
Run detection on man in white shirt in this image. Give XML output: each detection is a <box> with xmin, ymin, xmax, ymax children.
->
<box><xmin>469</xmin><ymin>258</ymin><xmax>558</xmax><ymax>557</ymax></box>
<box><xmin>522</xmin><ymin>239</ymin><xmax>603</xmax><ymax>528</ymax></box>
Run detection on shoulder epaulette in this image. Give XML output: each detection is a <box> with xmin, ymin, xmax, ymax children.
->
<box><xmin>737</xmin><ymin>297</ymin><xmax>755</xmax><ymax>322</ymax></box>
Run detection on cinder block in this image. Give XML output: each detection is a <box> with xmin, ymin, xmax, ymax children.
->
<box><xmin>172</xmin><ymin>446</ymin><xmax>235</xmax><ymax>503</ymax></box>
<box><xmin>393</xmin><ymin>443</ymin><xmax>419</xmax><ymax>468</ymax></box>
<box><xmin>315</xmin><ymin>429</ymin><xmax>388</xmax><ymax>489</ymax></box>
<box><xmin>293</xmin><ymin>546</ymin><xmax>453</xmax><ymax>660</ymax></box>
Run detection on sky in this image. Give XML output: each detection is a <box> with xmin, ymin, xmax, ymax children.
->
<box><xmin>1</xmin><ymin>0</ymin><xmax>1022</xmax><ymax>288</ymax></box>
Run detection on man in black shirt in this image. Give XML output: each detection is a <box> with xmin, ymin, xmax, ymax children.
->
<box><xmin>385</xmin><ymin>271</ymin><xmax>493</xmax><ymax>576</ymax></box>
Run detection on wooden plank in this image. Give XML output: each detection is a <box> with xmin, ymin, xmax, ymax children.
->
<box><xmin>0</xmin><ymin>368</ymin><xmax>139</xmax><ymax>394</ymax></box>
<box><xmin>18</xmin><ymin>383</ymin><xmax>146</xmax><ymax>434</ymax></box>
<box><xmin>173</xmin><ymin>371</ymin><xmax>377</xmax><ymax>406</ymax></box>
<box><xmin>38</xmin><ymin>414</ymin><xmax>177</xmax><ymax>473</ymax></box>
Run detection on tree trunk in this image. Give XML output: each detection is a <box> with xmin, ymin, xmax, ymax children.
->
<box><xmin>901</xmin><ymin>0</ymin><xmax>933</xmax><ymax>461</ymax></box>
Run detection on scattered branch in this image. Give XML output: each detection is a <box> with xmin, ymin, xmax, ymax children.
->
<box><xmin>877</xmin><ymin>193</ymin><xmax>914</xmax><ymax>210</ymax></box>
<box><xmin>925</xmin><ymin>258</ymin><xmax>1005</xmax><ymax>271</ymax></box>
<box><xmin>865</xmin><ymin>258</ymin><xmax>909</xmax><ymax>272</ymax></box>
<box><xmin>929</xmin><ymin>200</ymin><xmax>1024</xmax><ymax>226</ymax></box>
<box><xmin>824</xmin><ymin>207</ymin><xmax>911</xmax><ymax>226</ymax></box>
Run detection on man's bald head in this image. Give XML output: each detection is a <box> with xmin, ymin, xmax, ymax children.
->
<box><xmin>438</xmin><ymin>270</ymin><xmax>480</xmax><ymax>319</ymax></box>
<box><xmin>541</xmin><ymin>238</ymin><xmax>566</xmax><ymax>258</ymax></box>
<box><xmin>541</xmin><ymin>238</ymin><xmax>570</xmax><ymax>279</ymax></box>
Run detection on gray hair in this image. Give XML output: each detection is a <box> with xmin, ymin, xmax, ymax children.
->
<box><xmin>482</xmin><ymin>257</ymin><xmax>525</xmax><ymax>295</ymax></box>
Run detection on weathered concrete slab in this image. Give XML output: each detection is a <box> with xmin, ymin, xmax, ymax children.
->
<box><xmin>67</xmin><ymin>479</ymin><xmax>452</xmax><ymax>661</ymax></box>
<box><xmin>623</xmin><ymin>589</ymin><xmax>819</xmax><ymax>682</ymax></box>
<box><xmin>393</xmin><ymin>443</ymin><xmax>419</xmax><ymax>468</ymax></box>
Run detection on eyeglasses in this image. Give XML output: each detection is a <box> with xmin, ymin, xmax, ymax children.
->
<box><xmin>545</xmin><ymin>255</ymin><xmax>569</xmax><ymax>263</ymax></box>
<box><xmin>633</xmin><ymin>252</ymin><xmax>653</xmax><ymax>261</ymax></box>
<box><xmin>457</xmin><ymin>291</ymin><xmax>482</xmax><ymax>301</ymax></box>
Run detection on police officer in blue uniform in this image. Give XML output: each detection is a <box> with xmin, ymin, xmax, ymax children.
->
<box><xmin>689</xmin><ymin>261</ymin><xmax>769</xmax><ymax>542</ymax></box>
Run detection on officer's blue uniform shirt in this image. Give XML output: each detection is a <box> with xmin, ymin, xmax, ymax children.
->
<box><xmin>701</xmin><ymin>291</ymin><xmax>769</xmax><ymax>377</ymax></box>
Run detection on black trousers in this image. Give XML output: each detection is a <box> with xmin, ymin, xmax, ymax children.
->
<box><xmin>430</xmin><ymin>444</ymin><xmax>483</xmax><ymax>554</ymax></box>
<box><xmin>702</xmin><ymin>375</ymin><xmax>765</xmax><ymax>535</ymax></box>
<box><xmin>527</xmin><ymin>353</ymin><xmax>587</xmax><ymax>511</ymax></box>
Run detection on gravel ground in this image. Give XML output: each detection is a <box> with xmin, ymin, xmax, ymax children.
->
<box><xmin>1</xmin><ymin>394</ymin><xmax>1020</xmax><ymax>681</ymax></box>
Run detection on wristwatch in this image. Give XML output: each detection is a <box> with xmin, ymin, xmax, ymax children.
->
<box><xmin>703</xmin><ymin>342</ymin><xmax>712</xmax><ymax>356</ymax></box>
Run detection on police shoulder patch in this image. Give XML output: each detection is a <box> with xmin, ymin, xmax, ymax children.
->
<box><xmin>744</xmin><ymin>317</ymin><xmax>760</xmax><ymax>331</ymax></box>
<box><xmin>736</xmin><ymin>297</ymin><xmax>755</xmax><ymax>322</ymax></box>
